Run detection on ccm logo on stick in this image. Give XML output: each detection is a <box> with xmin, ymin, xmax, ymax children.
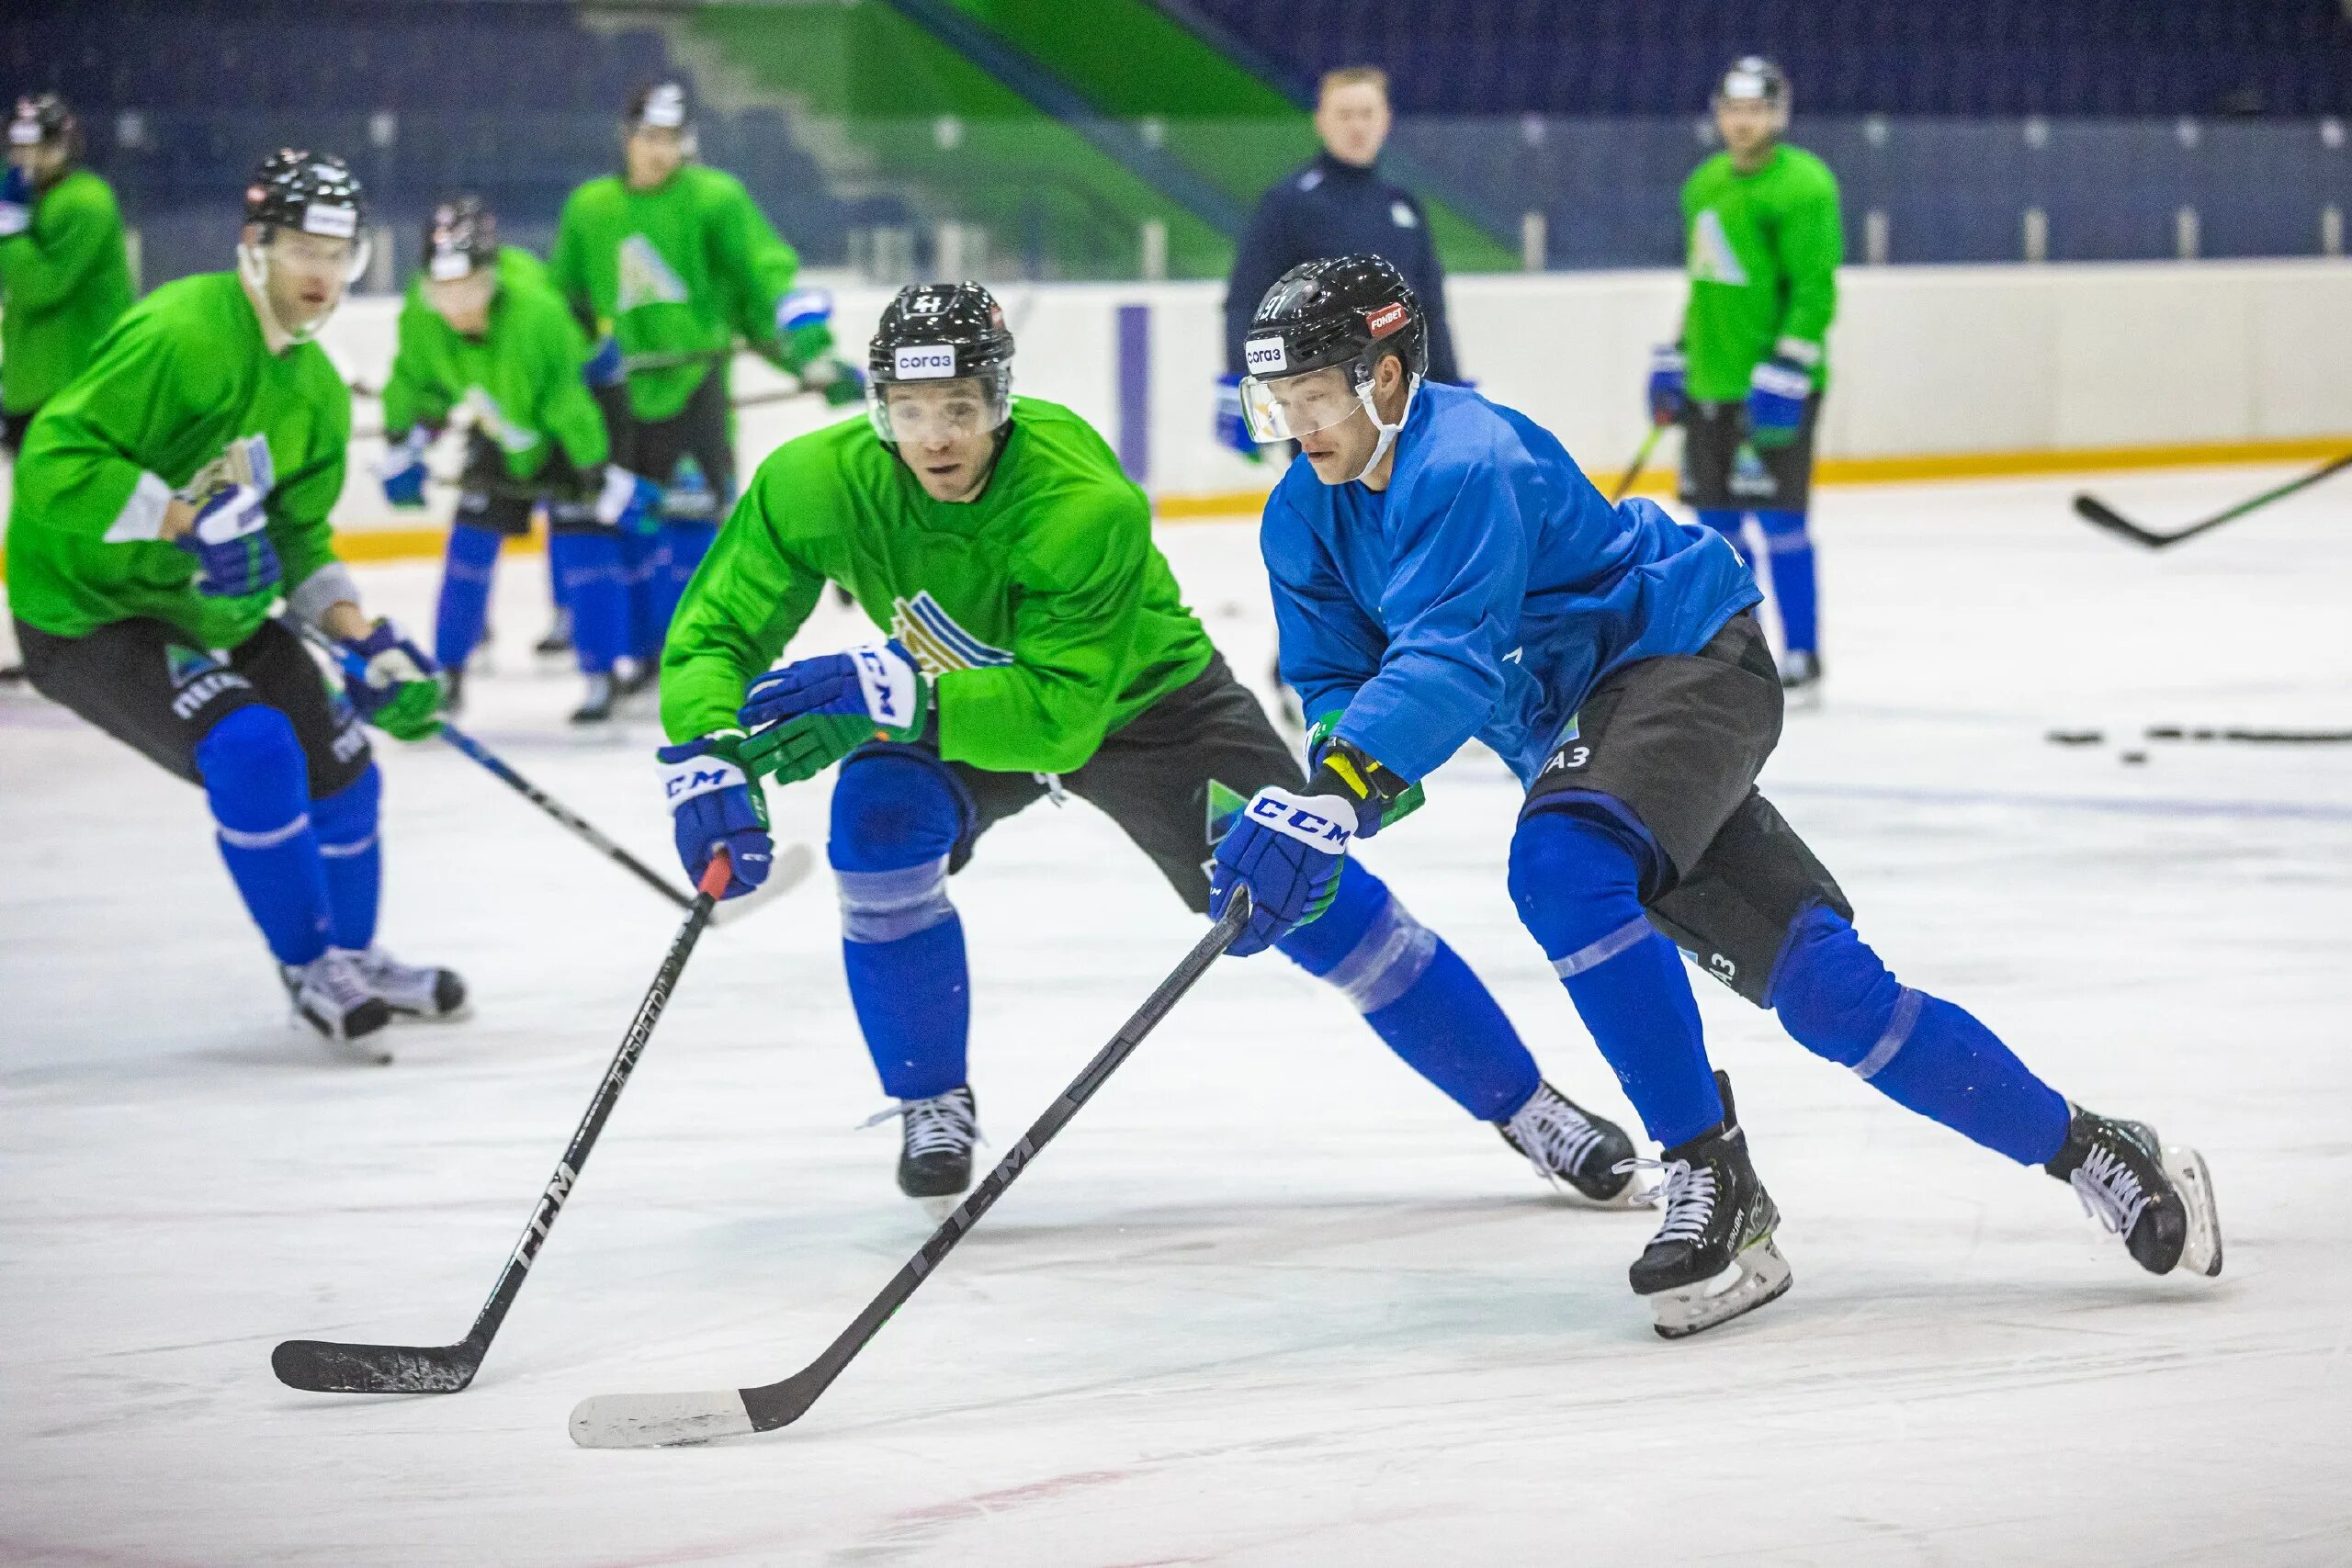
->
<box><xmin>1243</xmin><ymin>337</ymin><xmax>1288</xmax><ymax>373</ymax></box>
<box><xmin>894</xmin><ymin>345</ymin><xmax>957</xmax><ymax>379</ymax></box>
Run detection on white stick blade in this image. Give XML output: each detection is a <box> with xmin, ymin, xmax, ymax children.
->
<box><xmin>569</xmin><ymin>1390</ymin><xmax>755</xmax><ymax>1449</ymax></box>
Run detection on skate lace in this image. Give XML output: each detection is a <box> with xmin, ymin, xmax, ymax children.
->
<box><xmin>1616</xmin><ymin>1156</ymin><xmax>1716</xmax><ymax>1246</ymax></box>
<box><xmin>1507</xmin><ymin>1091</ymin><xmax>1605</xmax><ymax>1182</ymax></box>
<box><xmin>2068</xmin><ymin>1145</ymin><xmax>2151</xmax><ymax>1237</ymax></box>
<box><xmin>311</xmin><ymin>950</ymin><xmax>378</xmax><ymax>1010</ymax></box>
<box><xmin>863</xmin><ymin>1090</ymin><xmax>978</xmax><ymax>1159</ymax></box>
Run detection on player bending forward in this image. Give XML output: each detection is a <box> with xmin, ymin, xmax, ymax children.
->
<box><xmin>6</xmin><ymin>152</ymin><xmax>461</xmax><ymax>1054</ymax></box>
<box><xmin>1211</xmin><ymin>255</ymin><xmax>2221</xmax><ymax>1337</ymax></box>
<box><xmin>657</xmin><ymin>282</ymin><xmax>1640</xmax><ymax>1215</ymax></box>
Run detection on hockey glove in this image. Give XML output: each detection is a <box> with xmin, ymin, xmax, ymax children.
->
<box><xmin>175</xmin><ymin>485</ymin><xmax>281</xmax><ymax>599</ymax></box>
<box><xmin>583</xmin><ymin>333</ymin><xmax>625</xmax><ymax>390</ymax></box>
<box><xmin>737</xmin><ymin>640</ymin><xmax>931</xmax><ymax>787</ymax></box>
<box><xmin>1745</xmin><ymin>356</ymin><xmax>1812</xmax><ymax>449</ymax></box>
<box><xmin>338</xmin><ymin>619</ymin><xmax>445</xmax><ymax>741</ymax></box>
<box><xmin>377</xmin><ymin>426</ymin><xmax>432</xmax><ymax>509</ymax></box>
<box><xmin>594</xmin><ymin>464</ymin><xmax>662</xmax><ymax>535</ymax></box>
<box><xmin>1214</xmin><ymin>374</ymin><xmax>1262</xmax><ymax>461</ymax></box>
<box><xmin>1303</xmin><ymin>713</ymin><xmax>1425</xmax><ymax>841</ymax></box>
<box><xmin>0</xmin><ymin>164</ymin><xmax>29</xmax><ymax>238</ymax></box>
<box><xmin>1646</xmin><ymin>344</ymin><xmax>1687</xmax><ymax>428</ymax></box>
<box><xmin>775</xmin><ymin>288</ymin><xmax>839</xmax><ymax>373</ymax></box>
<box><xmin>1209</xmin><ymin>785</ymin><xmax>1354</xmax><ymax>957</ymax></box>
<box><xmin>656</xmin><ymin>731</ymin><xmax>774</xmax><ymax>899</ymax></box>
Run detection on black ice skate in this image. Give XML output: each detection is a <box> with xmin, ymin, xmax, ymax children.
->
<box><xmin>872</xmin><ymin>1086</ymin><xmax>979</xmax><ymax>1220</ymax></box>
<box><xmin>1779</xmin><ymin>649</ymin><xmax>1823</xmax><ymax>705</ymax></box>
<box><xmin>354</xmin><ymin>945</ymin><xmax>469</xmax><ymax>1022</ymax></box>
<box><xmin>534</xmin><ymin>608</ymin><xmax>573</xmax><ymax>658</ymax></box>
<box><xmin>569</xmin><ymin>672</ymin><xmax>616</xmax><ymax>726</ymax></box>
<box><xmin>1625</xmin><ymin>1071</ymin><xmax>1792</xmax><ymax>1338</ymax></box>
<box><xmin>440</xmin><ymin>666</ymin><xmax>466</xmax><ymax>716</ymax></box>
<box><xmin>280</xmin><ymin>948</ymin><xmax>394</xmax><ymax>1062</ymax></box>
<box><xmin>1498</xmin><ymin>1080</ymin><xmax>1644</xmax><ymax>1205</ymax></box>
<box><xmin>2045</xmin><ymin>1106</ymin><xmax>2222</xmax><ymax>1278</ymax></box>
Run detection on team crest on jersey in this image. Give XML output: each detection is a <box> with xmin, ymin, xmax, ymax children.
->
<box><xmin>1204</xmin><ymin>778</ymin><xmax>1247</xmax><ymax>848</ymax></box>
<box><xmin>462</xmin><ymin>387</ymin><xmax>541</xmax><ymax>456</ymax></box>
<box><xmin>165</xmin><ymin>643</ymin><xmax>220</xmax><ymax>687</ymax></box>
<box><xmin>615</xmin><ymin>234</ymin><xmax>689</xmax><ymax>312</ymax></box>
<box><xmin>889</xmin><ymin>592</ymin><xmax>1012</xmax><ymax>675</ymax></box>
<box><xmin>1689</xmin><ymin>209</ymin><xmax>1749</xmax><ymax>286</ymax></box>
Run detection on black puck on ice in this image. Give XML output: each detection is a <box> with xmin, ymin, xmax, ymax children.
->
<box><xmin>2045</xmin><ymin>729</ymin><xmax>2105</xmax><ymax>746</ymax></box>
<box><xmin>2119</xmin><ymin>750</ymin><xmax>2149</xmax><ymax>765</ymax></box>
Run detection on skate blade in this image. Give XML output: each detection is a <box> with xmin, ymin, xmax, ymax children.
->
<box><xmin>1648</xmin><ymin>1237</ymin><xmax>1792</xmax><ymax>1339</ymax></box>
<box><xmin>918</xmin><ymin>1193</ymin><xmax>964</xmax><ymax>1224</ymax></box>
<box><xmin>2162</xmin><ymin>1144</ymin><xmax>2223</xmax><ymax>1278</ymax></box>
<box><xmin>292</xmin><ymin>1010</ymin><xmax>395</xmax><ymax>1066</ymax></box>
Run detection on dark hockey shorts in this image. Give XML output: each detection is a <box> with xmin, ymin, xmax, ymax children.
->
<box><xmin>1520</xmin><ymin>610</ymin><xmax>1851</xmax><ymax>1005</ymax></box>
<box><xmin>853</xmin><ymin>654</ymin><xmax>1304</xmax><ymax>915</ymax></box>
<box><xmin>14</xmin><ymin>614</ymin><xmax>374</xmax><ymax>795</ymax></box>
<box><xmin>452</xmin><ymin>436</ymin><xmax>599</xmax><ymax>538</ymax></box>
<box><xmin>600</xmin><ymin>371</ymin><xmax>734</xmax><ymax>520</ymax></box>
<box><xmin>1679</xmin><ymin>392</ymin><xmax>1824</xmax><ymax>513</ymax></box>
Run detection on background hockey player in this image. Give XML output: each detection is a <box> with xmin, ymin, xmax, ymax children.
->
<box><xmin>1647</xmin><ymin>58</ymin><xmax>1840</xmax><ymax>696</ymax></box>
<box><xmin>1213</xmin><ymin>255</ymin><xmax>2221</xmax><ymax>1338</ymax></box>
<box><xmin>5</xmin><ymin>151</ymin><xmax>462</xmax><ymax>1055</ymax></box>
<box><xmin>378</xmin><ymin>196</ymin><xmax>658</xmax><ymax>722</ymax></box>
<box><xmin>550</xmin><ymin>80</ymin><xmax>863</xmax><ymax>669</ymax></box>
<box><xmin>654</xmin><ymin>281</ymin><xmax>1638</xmax><ymax>1217</ymax></box>
<box><xmin>0</xmin><ymin>93</ymin><xmax>132</xmax><ymax>458</ymax></box>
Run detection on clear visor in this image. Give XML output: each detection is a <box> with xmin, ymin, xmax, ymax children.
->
<box><xmin>867</xmin><ymin>375</ymin><xmax>1010</xmax><ymax>446</ymax></box>
<box><xmin>1238</xmin><ymin>364</ymin><xmax>1367</xmax><ymax>444</ymax></box>
<box><xmin>266</xmin><ymin>225</ymin><xmax>373</xmax><ymax>286</ymax></box>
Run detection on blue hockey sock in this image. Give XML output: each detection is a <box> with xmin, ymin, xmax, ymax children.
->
<box><xmin>1276</xmin><ymin>860</ymin><xmax>1541</xmax><ymax>1120</ymax></box>
<box><xmin>1771</xmin><ymin>907</ymin><xmax>2069</xmax><ymax>1166</ymax></box>
<box><xmin>433</xmin><ymin>523</ymin><xmax>503</xmax><ymax>671</ymax></box>
<box><xmin>195</xmin><ymin>706</ymin><xmax>332</xmax><ymax>967</ymax></box>
<box><xmin>617</xmin><ymin>527</ymin><xmax>671</xmax><ymax>663</ymax></box>
<box><xmin>311</xmin><ymin>763</ymin><xmax>383</xmax><ymax>953</ymax></box>
<box><xmin>1755</xmin><ymin>509</ymin><xmax>1818</xmax><ymax>655</ymax></box>
<box><xmin>831</xmin><ymin>750</ymin><xmax>972</xmax><ymax>1100</ymax></box>
<box><xmin>548</xmin><ymin>530</ymin><xmax>628</xmax><ymax>675</ymax></box>
<box><xmin>1509</xmin><ymin>808</ymin><xmax>1722</xmax><ymax>1147</ymax></box>
<box><xmin>1694</xmin><ymin>508</ymin><xmax>1753</xmax><ymax>569</ymax></box>
<box><xmin>656</xmin><ymin>519</ymin><xmax>718</xmax><ymax>635</ymax></box>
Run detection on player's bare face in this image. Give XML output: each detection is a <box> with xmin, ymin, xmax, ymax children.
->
<box><xmin>626</xmin><ymin>127</ymin><xmax>686</xmax><ymax>190</ymax></box>
<box><xmin>1315</xmin><ymin>83</ymin><xmax>1391</xmax><ymax>168</ymax></box>
<box><xmin>424</xmin><ymin>270</ymin><xmax>495</xmax><ymax>336</ymax></box>
<box><xmin>255</xmin><ymin>228</ymin><xmax>356</xmax><ymax>334</ymax></box>
<box><xmin>885</xmin><ymin>381</ymin><xmax>1001</xmax><ymax>502</ymax></box>
<box><xmin>1715</xmin><ymin>98</ymin><xmax>1779</xmax><ymax>166</ymax></box>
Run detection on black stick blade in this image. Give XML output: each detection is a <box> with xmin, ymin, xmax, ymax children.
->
<box><xmin>2071</xmin><ymin>492</ymin><xmax>2169</xmax><ymax>547</ymax></box>
<box><xmin>272</xmin><ymin>1337</ymin><xmax>483</xmax><ymax>1393</ymax></box>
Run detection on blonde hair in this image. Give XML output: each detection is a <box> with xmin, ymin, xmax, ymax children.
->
<box><xmin>1317</xmin><ymin>66</ymin><xmax>1389</xmax><ymax>104</ymax></box>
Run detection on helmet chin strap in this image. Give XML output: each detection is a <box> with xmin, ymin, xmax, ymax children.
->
<box><xmin>1349</xmin><ymin>372</ymin><xmax>1422</xmax><ymax>485</ymax></box>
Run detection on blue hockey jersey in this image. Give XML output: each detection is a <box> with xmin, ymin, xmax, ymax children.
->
<box><xmin>1261</xmin><ymin>382</ymin><xmax>1760</xmax><ymax>787</ymax></box>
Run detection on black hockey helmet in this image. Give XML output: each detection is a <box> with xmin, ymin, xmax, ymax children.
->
<box><xmin>8</xmin><ymin>93</ymin><xmax>81</xmax><ymax>164</ymax></box>
<box><xmin>1714</xmin><ymin>56</ymin><xmax>1792</xmax><ymax>120</ymax></box>
<box><xmin>865</xmin><ymin>282</ymin><xmax>1016</xmax><ymax>445</ymax></box>
<box><xmin>244</xmin><ymin>149</ymin><xmax>366</xmax><ymax>243</ymax></box>
<box><xmin>423</xmin><ymin>195</ymin><xmax>497</xmax><ymax>282</ymax></box>
<box><xmin>1237</xmin><ymin>254</ymin><xmax>1426</xmax><ymax>450</ymax></box>
<box><xmin>627</xmin><ymin>81</ymin><xmax>693</xmax><ymax>132</ymax></box>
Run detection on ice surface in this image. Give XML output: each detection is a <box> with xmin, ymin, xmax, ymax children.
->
<box><xmin>3</xmin><ymin>468</ymin><xmax>2348</xmax><ymax>1564</ymax></box>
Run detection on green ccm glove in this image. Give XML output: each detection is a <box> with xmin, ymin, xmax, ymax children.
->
<box><xmin>736</xmin><ymin>639</ymin><xmax>932</xmax><ymax>786</ymax></box>
<box><xmin>338</xmin><ymin>619</ymin><xmax>446</xmax><ymax>741</ymax></box>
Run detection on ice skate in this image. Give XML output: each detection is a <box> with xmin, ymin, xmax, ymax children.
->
<box><xmin>280</xmin><ymin>948</ymin><xmax>394</xmax><ymax>1061</ymax></box>
<box><xmin>569</xmin><ymin>672</ymin><xmax>616</xmax><ymax>726</ymax></box>
<box><xmin>1624</xmin><ymin>1071</ymin><xmax>1791</xmax><ymax>1338</ymax></box>
<box><xmin>1497</xmin><ymin>1080</ymin><xmax>1645</xmax><ymax>1205</ymax></box>
<box><xmin>354</xmin><ymin>944</ymin><xmax>469</xmax><ymax>1022</ymax></box>
<box><xmin>869</xmin><ymin>1086</ymin><xmax>979</xmax><ymax>1221</ymax></box>
<box><xmin>534</xmin><ymin>607</ymin><xmax>573</xmax><ymax>657</ymax></box>
<box><xmin>2045</xmin><ymin>1106</ymin><xmax>2222</xmax><ymax>1278</ymax></box>
<box><xmin>440</xmin><ymin>665</ymin><xmax>467</xmax><ymax>716</ymax></box>
<box><xmin>1779</xmin><ymin>648</ymin><xmax>1823</xmax><ymax>705</ymax></box>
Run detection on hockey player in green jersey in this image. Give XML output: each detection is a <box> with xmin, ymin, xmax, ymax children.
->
<box><xmin>378</xmin><ymin>196</ymin><xmax>659</xmax><ymax>722</ymax></box>
<box><xmin>6</xmin><ymin>152</ymin><xmax>462</xmax><ymax>1056</ymax></box>
<box><xmin>0</xmin><ymin>94</ymin><xmax>133</xmax><ymax>457</ymax></box>
<box><xmin>654</xmin><ymin>281</ymin><xmax>1642</xmax><ymax>1216</ymax></box>
<box><xmin>550</xmin><ymin>80</ymin><xmax>861</xmax><ymax>660</ymax></box>
<box><xmin>1647</xmin><ymin>57</ymin><xmax>1842</xmax><ymax>696</ymax></box>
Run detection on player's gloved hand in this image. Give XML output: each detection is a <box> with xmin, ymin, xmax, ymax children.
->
<box><xmin>594</xmin><ymin>464</ymin><xmax>662</xmax><ymax>534</ymax></box>
<box><xmin>583</xmin><ymin>333</ymin><xmax>624</xmax><ymax>389</ymax></box>
<box><xmin>776</xmin><ymin>288</ymin><xmax>838</xmax><ymax>372</ymax></box>
<box><xmin>1209</xmin><ymin>786</ymin><xmax>1354</xmax><ymax>957</ymax></box>
<box><xmin>175</xmin><ymin>484</ymin><xmax>280</xmax><ymax>598</ymax></box>
<box><xmin>798</xmin><ymin>355</ymin><xmax>867</xmax><ymax>409</ymax></box>
<box><xmin>337</xmin><ymin>619</ymin><xmax>444</xmax><ymax>740</ymax></box>
<box><xmin>656</xmin><ymin>731</ymin><xmax>774</xmax><ymax>899</ymax></box>
<box><xmin>1745</xmin><ymin>356</ymin><xmax>1811</xmax><ymax>449</ymax></box>
<box><xmin>1214</xmin><ymin>374</ymin><xmax>1261</xmax><ymax>461</ymax></box>
<box><xmin>736</xmin><ymin>640</ymin><xmax>930</xmax><ymax>786</ymax></box>
<box><xmin>1303</xmin><ymin>714</ymin><xmax>1425</xmax><ymax>842</ymax></box>
<box><xmin>0</xmin><ymin>165</ymin><xmax>30</xmax><ymax>238</ymax></box>
<box><xmin>377</xmin><ymin>426</ymin><xmax>432</xmax><ymax>509</ymax></box>
<box><xmin>1645</xmin><ymin>344</ymin><xmax>1687</xmax><ymax>427</ymax></box>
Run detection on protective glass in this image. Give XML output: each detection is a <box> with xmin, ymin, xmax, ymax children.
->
<box><xmin>270</xmin><ymin>226</ymin><xmax>372</xmax><ymax>287</ymax></box>
<box><xmin>1238</xmin><ymin>364</ymin><xmax>1365</xmax><ymax>444</ymax></box>
<box><xmin>867</xmin><ymin>376</ymin><xmax>1010</xmax><ymax>446</ymax></box>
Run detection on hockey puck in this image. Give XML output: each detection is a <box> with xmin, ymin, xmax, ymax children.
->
<box><xmin>2046</xmin><ymin>728</ymin><xmax>2104</xmax><ymax>746</ymax></box>
<box><xmin>2119</xmin><ymin>750</ymin><xmax>2149</xmax><ymax>765</ymax></box>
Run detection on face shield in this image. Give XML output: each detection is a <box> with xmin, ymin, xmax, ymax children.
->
<box><xmin>1238</xmin><ymin>363</ymin><xmax>1368</xmax><ymax>445</ymax></box>
<box><xmin>866</xmin><ymin>373</ymin><xmax>1011</xmax><ymax>447</ymax></box>
<box><xmin>237</xmin><ymin>223</ymin><xmax>369</xmax><ymax>344</ymax></box>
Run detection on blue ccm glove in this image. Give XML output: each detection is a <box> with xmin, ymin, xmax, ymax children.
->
<box><xmin>1646</xmin><ymin>344</ymin><xmax>1687</xmax><ymax>428</ymax></box>
<box><xmin>1745</xmin><ymin>355</ymin><xmax>1812</xmax><ymax>449</ymax></box>
<box><xmin>377</xmin><ymin>426</ymin><xmax>431</xmax><ymax>509</ymax></box>
<box><xmin>175</xmin><ymin>485</ymin><xmax>280</xmax><ymax>598</ymax></box>
<box><xmin>337</xmin><ymin>619</ymin><xmax>444</xmax><ymax>741</ymax></box>
<box><xmin>0</xmin><ymin>164</ymin><xmax>30</xmax><ymax>238</ymax></box>
<box><xmin>584</xmin><ymin>333</ymin><xmax>624</xmax><ymax>390</ymax></box>
<box><xmin>1214</xmin><ymin>373</ymin><xmax>1262</xmax><ymax>461</ymax></box>
<box><xmin>594</xmin><ymin>463</ymin><xmax>662</xmax><ymax>535</ymax></box>
<box><xmin>1207</xmin><ymin>785</ymin><xmax>1355</xmax><ymax>957</ymax></box>
<box><xmin>656</xmin><ymin>731</ymin><xmax>775</xmax><ymax>899</ymax></box>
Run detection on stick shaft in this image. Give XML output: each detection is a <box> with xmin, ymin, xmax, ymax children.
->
<box><xmin>433</xmin><ymin>723</ymin><xmax>695</xmax><ymax>911</ymax></box>
<box><xmin>1608</xmin><ymin>423</ymin><xmax>1666</xmax><ymax>506</ymax></box>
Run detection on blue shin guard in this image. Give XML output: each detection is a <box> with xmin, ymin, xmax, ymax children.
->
<box><xmin>1277</xmin><ymin>860</ymin><xmax>1541</xmax><ymax>1120</ymax></box>
<box><xmin>195</xmin><ymin>706</ymin><xmax>333</xmax><ymax>967</ymax></box>
<box><xmin>311</xmin><ymin>763</ymin><xmax>383</xmax><ymax>953</ymax></box>
<box><xmin>433</xmin><ymin>522</ymin><xmax>503</xmax><ymax>671</ymax></box>
<box><xmin>1755</xmin><ymin>510</ymin><xmax>1818</xmax><ymax>656</ymax></box>
<box><xmin>1510</xmin><ymin>808</ymin><xmax>1722</xmax><ymax>1147</ymax></box>
<box><xmin>831</xmin><ymin>750</ymin><xmax>972</xmax><ymax>1101</ymax></box>
<box><xmin>1694</xmin><ymin>508</ymin><xmax>1753</xmax><ymax>570</ymax></box>
<box><xmin>548</xmin><ymin>529</ymin><xmax>628</xmax><ymax>675</ymax></box>
<box><xmin>1771</xmin><ymin>907</ymin><xmax>2069</xmax><ymax>1166</ymax></box>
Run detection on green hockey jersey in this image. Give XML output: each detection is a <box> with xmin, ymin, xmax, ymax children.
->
<box><xmin>6</xmin><ymin>271</ymin><xmax>350</xmax><ymax>649</ymax></box>
<box><xmin>662</xmin><ymin>400</ymin><xmax>1216</xmax><ymax>775</ymax></box>
<box><xmin>0</xmin><ymin>166</ymin><xmax>136</xmax><ymax>414</ymax></box>
<box><xmin>1679</xmin><ymin>144</ymin><xmax>1843</xmax><ymax>401</ymax></box>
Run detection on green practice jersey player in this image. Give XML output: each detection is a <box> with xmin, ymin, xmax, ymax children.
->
<box><xmin>550</xmin><ymin>80</ymin><xmax>862</xmax><ymax>666</ymax></box>
<box><xmin>377</xmin><ymin>196</ymin><xmax>659</xmax><ymax>722</ymax></box>
<box><xmin>653</xmin><ymin>281</ymin><xmax>1642</xmax><ymax>1215</ymax></box>
<box><xmin>1</xmin><ymin>93</ymin><xmax>134</xmax><ymax>455</ymax></box>
<box><xmin>6</xmin><ymin>152</ymin><xmax>461</xmax><ymax>1057</ymax></box>
<box><xmin>1648</xmin><ymin>57</ymin><xmax>1841</xmax><ymax>694</ymax></box>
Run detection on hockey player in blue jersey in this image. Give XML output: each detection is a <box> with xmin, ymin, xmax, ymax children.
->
<box><xmin>1210</xmin><ymin>255</ymin><xmax>2222</xmax><ymax>1338</ymax></box>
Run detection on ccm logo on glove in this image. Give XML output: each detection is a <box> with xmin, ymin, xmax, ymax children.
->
<box><xmin>1245</xmin><ymin>793</ymin><xmax>1354</xmax><ymax>849</ymax></box>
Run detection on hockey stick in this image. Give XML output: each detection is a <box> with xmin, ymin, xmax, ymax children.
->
<box><xmin>1608</xmin><ymin>423</ymin><xmax>1667</xmax><ymax>506</ymax></box>
<box><xmin>2072</xmin><ymin>451</ymin><xmax>2352</xmax><ymax>549</ymax></box>
<box><xmin>274</xmin><ymin>848</ymin><xmax>758</xmax><ymax>1393</ymax></box>
<box><xmin>568</xmin><ymin>888</ymin><xmax>1254</xmax><ymax>1448</ymax></box>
